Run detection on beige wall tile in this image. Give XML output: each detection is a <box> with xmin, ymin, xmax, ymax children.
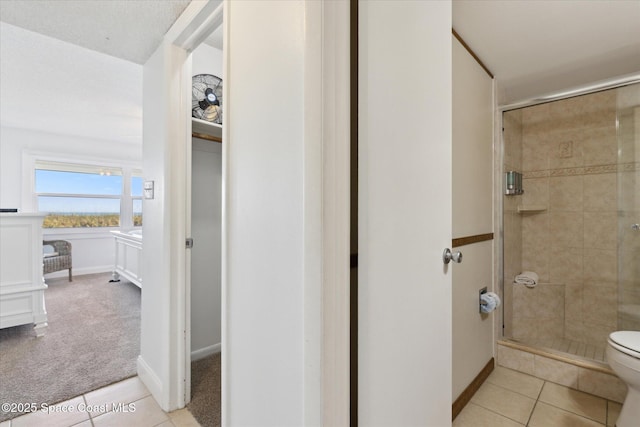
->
<box><xmin>583</xmin><ymin>249</ymin><xmax>617</xmax><ymax>285</ymax></box>
<box><xmin>549</xmin><ymin>212</ymin><xmax>583</xmax><ymax>247</ymax></box>
<box><xmin>618</xmin><ymin>171</ymin><xmax>639</xmax><ymax>211</ymax></box>
<box><xmin>549</xmin><ymin>175</ymin><xmax>583</xmax><ymax>212</ymax></box>
<box><xmin>522</xmin><ymin>101</ymin><xmax>550</xmax><ymax>130</ymax></box>
<box><xmin>538</xmin><ymin>382</ymin><xmax>606</xmax><ymax>423</ymax></box>
<box><xmin>583</xmin><ymin>173</ymin><xmax>617</xmax><ymax>212</ymax></box>
<box><xmin>471</xmin><ymin>382</ymin><xmax>536</xmax><ymax>425</ymax></box>
<box><xmin>522</xmin><ymin>132</ymin><xmax>550</xmax><ymax>172</ymax></box>
<box><xmin>536</xmin><ymin>285</ymin><xmax>565</xmax><ymax>320</ymax></box>
<box><xmin>533</xmin><ymin>355</ymin><xmax>579</xmax><ymax>388</ymax></box>
<box><xmin>581</xmin><ymin>127</ymin><xmax>618</xmax><ymax>166</ymax></box>
<box><xmin>522</xmin><ymin>177</ymin><xmax>549</xmax><ymax>206</ymax></box>
<box><xmin>497</xmin><ymin>345</ymin><xmax>535</xmax><ymax>375</ymax></box>
<box><xmin>582</xmin><ymin>323</ymin><xmax>616</xmax><ymax>348</ymax></box>
<box><xmin>584</xmin><ymin>212</ymin><xmax>617</xmax><ymax>250</ymax></box>
<box><xmin>548</xmin><ymin>137</ymin><xmax>584</xmax><ymax>170</ymax></box>
<box><xmin>549</xmin><ymin>246</ymin><xmax>583</xmax><ymax>284</ymax></box>
<box><xmin>578</xmin><ymin>368</ymin><xmax>628</xmax><ymax>403</ymax></box>
<box><xmin>563</xmin><ymin>286</ymin><xmax>584</xmax><ymax>323</ymax></box>
<box><xmin>582</xmin><ymin>285</ymin><xmax>617</xmax><ymax>328</ymax></box>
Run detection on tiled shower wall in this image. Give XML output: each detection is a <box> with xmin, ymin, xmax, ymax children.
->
<box><xmin>504</xmin><ymin>90</ymin><xmax>628</xmax><ymax>348</ymax></box>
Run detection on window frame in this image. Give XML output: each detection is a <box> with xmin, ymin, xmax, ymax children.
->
<box><xmin>24</xmin><ymin>151</ymin><xmax>142</xmax><ymax>234</ymax></box>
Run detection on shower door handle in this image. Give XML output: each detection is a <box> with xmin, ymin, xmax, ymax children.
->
<box><xmin>443</xmin><ymin>248</ymin><xmax>463</xmax><ymax>264</ymax></box>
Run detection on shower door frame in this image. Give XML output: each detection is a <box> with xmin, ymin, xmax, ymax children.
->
<box><xmin>496</xmin><ymin>73</ymin><xmax>640</xmax><ymax>349</ymax></box>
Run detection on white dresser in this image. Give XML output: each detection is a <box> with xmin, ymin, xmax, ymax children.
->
<box><xmin>0</xmin><ymin>213</ymin><xmax>48</xmax><ymax>336</ymax></box>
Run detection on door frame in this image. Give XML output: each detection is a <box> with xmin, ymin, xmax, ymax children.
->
<box><xmin>157</xmin><ymin>0</ymin><xmax>351</xmax><ymax>421</ymax></box>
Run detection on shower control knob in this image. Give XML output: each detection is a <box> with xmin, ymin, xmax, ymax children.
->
<box><xmin>443</xmin><ymin>248</ymin><xmax>463</xmax><ymax>264</ymax></box>
<box><xmin>632</xmin><ymin>224</ymin><xmax>640</xmax><ymax>231</ymax></box>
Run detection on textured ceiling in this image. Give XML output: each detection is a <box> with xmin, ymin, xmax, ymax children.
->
<box><xmin>453</xmin><ymin>0</ymin><xmax>640</xmax><ymax>104</ymax></box>
<box><xmin>0</xmin><ymin>0</ymin><xmax>191</xmax><ymax>64</ymax></box>
<box><xmin>0</xmin><ymin>22</ymin><xmax>143</xmax><ymax>144</ymax></box>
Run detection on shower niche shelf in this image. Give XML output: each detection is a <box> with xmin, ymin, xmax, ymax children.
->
<box><xmin>517</xmin><ymin>205</ymin><xmax>547</xmax><ymax>214</ymax></box>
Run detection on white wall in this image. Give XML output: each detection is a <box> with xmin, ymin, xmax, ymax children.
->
<box><xmin>192</xmin><ymin>43</ymin><xmax>223</xmax><ymax>79</ymax></box>
<box><xmin>0</xmin><ymin>22</ymin><xmax>142</xmax><ymax>278</ymax></box>
<box><xmin>452</xmin><ymin>36</ymin><xmax>495</xmax><ymax>400</ymax></box>
<box><xmin>190</xmin><ymin>139</ymin><xmax>222</xmax><ymax>358</ymax></box>
<box><xmin>224</xmin><ymin>1</ymin><xmax>307</xmax><ymax>424</ymax></box>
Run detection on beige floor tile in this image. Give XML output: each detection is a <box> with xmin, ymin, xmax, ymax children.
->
<box><xmin>0</xmin><ymin>420</ymin><xmax>9</xmax><ymax>427</ymax></box>
<box><xmin>486</xmin><ymin>366</ymin><xmax>544</xmax><ymax>399</ymax></box>
<box><xmin>607</xmin><ymin>401</ymin><xmax>621</xmax><ymax>427</ymax></box>
<box><xmin>168</xmin><ymin>408</ymin><xmax>201</xmax><ymax>427</ymax></box>
<box><xmin>529</xmin><ymin>402</ymin><xmax>605</xmax><ymax>427</ymax></box>
<box><xmin>11</xmin><ymin>396</ymin><xmax>89</xmax><ymax>427</ymax></box>
<box><xmin>471</xmin><ymin>382</ymin><xmax>536</xmax><ymax>424</ymax></box>
<box><xmin>92</xmin><ymin>395</ymin><xmax>169</xmax><ymax>427</ymax></box>
<box><xmin>155</xmin><ymin>421</ymin><xmax>176</xmax><ymax>427</ymax></box>
<box><xmin>84</xmin><ymin>376</ymin><xmax>151</xmax><ymax>416</ymax></box>
<box><xmin>453</xmin><ymin>403</ymin><xmax>524</xmax><ymax>427</ymax></box>
<box><xmin>539</xmin><ymin>382</ymin><xmax>606</xmax><ymax>423</ymax></box>
<box><xmin>71</xmin><ymin>421</ymin><xmax>93</xmax><ymax>427</ymax></box>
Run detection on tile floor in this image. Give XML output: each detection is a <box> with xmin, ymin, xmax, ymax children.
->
<box><xmin>1</xmin><ymin>377</ymin><xmax>201</xmax><ymax>427</ymax></box>
<box><xmin>454</xmin><ymin>366</ymin><xmax>622</xmax><ymax>427</ymax></box>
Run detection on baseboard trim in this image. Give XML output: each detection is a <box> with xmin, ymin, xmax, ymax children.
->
<box><xmin>44</xmin><ymin>265</ymin><xmax>112</xmax><ymax>280</ymax></box>
<box><xmin>191</xmin><ymin>343</ymin><xmax>221</xmax><ymax>361</ymax></box>
<box><xmin>137</xmin><ymin>355</ymin><xmax>166</xmax><ymax>410</ymax></box>
<box><xmin>452</xmin><ymin>357</ymin><xmax>494</xmax><ymax>421</ymax></box>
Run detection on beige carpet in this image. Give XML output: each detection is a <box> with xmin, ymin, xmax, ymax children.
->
<box><xmin>0</xmin><ymin>272</ymin><xmax>140</xmax><ymax>422</ymax></box>
<box><xmin>188</xmin><ymin>353</ymin><xmax>221</xmax><ymax>427</ymax></box>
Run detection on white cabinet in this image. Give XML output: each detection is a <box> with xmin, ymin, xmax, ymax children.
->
<box><xmin>0</xmin><ymin>213</ymin><xmax>48</xmax><ymax>336</ymax></box>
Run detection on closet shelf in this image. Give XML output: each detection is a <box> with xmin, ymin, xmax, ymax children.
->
<box><xmin>192</xmin><ymin>118</ymin><xmax>222</xmax><ymax>143</ymax></box>
<box><xmin>517</xmin><ymin>205</ymin><xmax>547</xmax><ymax>214</ymax></box>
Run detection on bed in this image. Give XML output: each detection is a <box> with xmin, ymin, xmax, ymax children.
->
<box><xmin>110</xmin><ymin>230</ymin><xmax>142</xmax><ymax>288</ymax></box>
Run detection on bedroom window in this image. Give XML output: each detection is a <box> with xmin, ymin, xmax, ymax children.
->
<box><xmin>131</xmin><ymin>172</ymin><xmax>143</xmax><ymax>226</ymax></box>
<box><xmin>34</xmin><ymin>161</ymin><xmax>139</xmax><ymax>229</ymax></box>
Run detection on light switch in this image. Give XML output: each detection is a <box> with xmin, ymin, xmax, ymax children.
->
<box><xmin>144</xmin><ymin>180</ymin><xmax>154</xmax><ymax>199</ymax></box>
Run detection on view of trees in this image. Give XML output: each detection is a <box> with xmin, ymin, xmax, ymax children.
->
<box><xmin>43</xmin><ymin>214</ymin><xmax>142</xmax><ymax>228</ymax></box>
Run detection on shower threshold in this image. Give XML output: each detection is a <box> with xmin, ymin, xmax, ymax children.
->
<box><xmin>500</xmin><ymin>337</ymin><xmax>613</xmax><ymax>375</ymax></box>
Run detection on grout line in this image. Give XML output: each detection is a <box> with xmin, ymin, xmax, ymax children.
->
<box><xmin>537</xmin><ymin>387</ymin><xmax>608</xmax><ymax>424</ymax></box>
<box><xmin>525</xmin><ymin>399</ymin><xmax>539</xmax><ymax>426</ymax></box>
<box><xmin>483</xmin><ymin>379</ymin><xmax>541</xmax><ymax>401</ymax></box>
<box><xmin>470</xmin><ymin>402</ymin><xmax>528</xmax><ymax>426</ymax></box>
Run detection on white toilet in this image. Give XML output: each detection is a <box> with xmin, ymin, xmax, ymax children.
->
<box><xmin>607</xmin><ymin>331</ymin><xmax>640</xmax><ymax>427</ymax></box>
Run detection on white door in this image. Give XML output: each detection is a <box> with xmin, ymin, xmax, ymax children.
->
<box><xmin>359</xmin><ymin>1</ymin><xmax>453</xmax><ymax>425</ymax></box>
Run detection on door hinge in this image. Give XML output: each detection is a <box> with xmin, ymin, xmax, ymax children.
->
<box><xmin>186</xmin><ymin>238</ymin><xmax>194</xmax><ymax>249</ymax></box>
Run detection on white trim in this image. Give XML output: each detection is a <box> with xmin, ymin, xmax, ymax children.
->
<box><xmin>190</xmin><ymin>343</ymin><xmax>221</xmax><ymax>361</ymax></box>
<box><xmin>136</xmin><ymin>355</ymin><xmax>164</xmax><ymax>407</ymax></box>
<box><xmin>318</xmin><ymin>1</ymin><xmax>351</xmax><ymax>425</ymax></box>
<box><xmin>43</xmin><ymin>265</ymin><xmax>111</xmax><ymax>280</ymax></box>
<box><xmin>500</xmin><ymin>72</ymin><xmax>640</xmax><ymax>111</ymax></box>
<box><xmin>152</xmin><ymin>0</ymin><xmax>350</xmax><ymax>421</ymax></box>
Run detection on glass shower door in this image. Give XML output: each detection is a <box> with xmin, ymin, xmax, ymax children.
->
<box><xmin>617</xmin><ymin>83</ymin><xmax>640</xmax><ymax>331</ymax></box>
